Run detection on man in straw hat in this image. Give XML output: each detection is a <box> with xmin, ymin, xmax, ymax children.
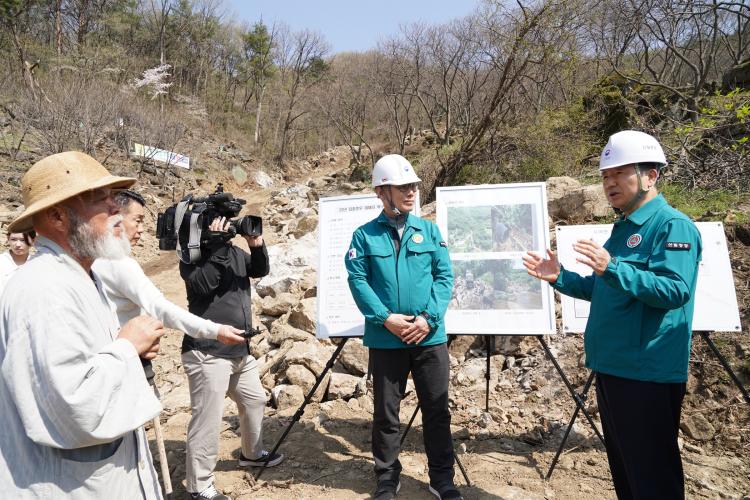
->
<box><xmin>0</xmin><ymin>151</ymin><xmax>166</xmax><ymax>499</ymax></box>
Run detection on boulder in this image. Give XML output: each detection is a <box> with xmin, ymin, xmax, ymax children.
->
<box><xmin>284</xmin><ymin>340</ymin><xmax>331</xmax><ymax>376</ymax></box>
<box><xmin>549</xmin><ymin>184</ymin><xmax>609</xmax><ymax>223</ymax></box>
<box><xmin>681</xmin><ymin>413</ymin><xmax>716</xmax><ymax>441</ymax></box>
<box><xmin>288</xmin><ymin>297</ymin><xmax>317</xmax><ymax>334</ymax></box>
<box><xmin>339</xmin><ymin>338</ymin><xmax>369</xmax><ymax>376</ymax></box>
<box><xmin>284</xmin><ymin>364</ymin><xmax>317</xmax><ymax>393</ymax></box>
<box><xmin>291</xmin><ymin>213</ymin><xmax>319</xmax><ymax>238</ymax></box>
<box><xmin>260</xmin><ymin>292</ymin><xmax>298</xmax><ymax>317</ymax></box>
<box><xmin>256</xmin><ymin>232</ymin><xmax>318</xmax><ymax>297</ymax></box>
<box><xmin>231</xmin><ymin>166</ymin><xmax>248</xmax><ymax>185</ymax></box>
<box><xmin>271</xmin><ymin>384</ymin><xmax>304</xmax><ymax>410</ymax></box>
<box><xmin>327</xmin><ymin>373</ymin><xmax>360</xmax><ymax>400</ymax></box>
<box><xmin>546</xmin><ymin>176</ymin><xmax>582</xmax><ymax>203</ymax></box>
<box><xmin>269</xmin><ymin>320</ymin><xmax>312</xmax><ymax>345</ymax></box>
<box><xmin>452</xmin><ymin>358</ymin><xmax>486</xmax><ymax>387</ymax></box>
<box><xmin>256</xmin><ymin>277</ymin><xmax>295</xmax><ymax>298</ymax></box>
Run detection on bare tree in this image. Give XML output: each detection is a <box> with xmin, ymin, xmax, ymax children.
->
<box><xmin>318</xmin><ymin>52</ymin><xmax>376</xmax><ymax>165</ymax></box>
<box><xmin>276</xmin><ymin>27</ymin><xmax>329</xmax><ymax>163</ymax></box>
<box><xmin>430</xmin><ymin>0</ymin><xmax>581</xmax><ymax>198</ymax></box>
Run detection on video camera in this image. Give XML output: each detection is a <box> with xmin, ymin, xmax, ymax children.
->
<box><xmin>156</xmin><ymin>183</ymin><xmax>262</xmax><ymax>264</ymax></box>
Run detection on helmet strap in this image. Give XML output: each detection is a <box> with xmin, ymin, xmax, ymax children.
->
<box><xmin>619</xmin><ymin>164</ymin><xmax>651</xmax><ymax>217</ymax></box>
<box><xmin>383</xmin><ymin>187</ymin><xmax>402</xmax><ymax>217</ymax></box>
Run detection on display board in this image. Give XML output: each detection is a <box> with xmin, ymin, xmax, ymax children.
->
<box><xmin>556</xmin><ymin>222</ymin><xmax>742</xmax><ymax>333</ymax></box>
<box><xmin>436</xmin><ymin>183</ymin><xmax>556</xmax><ymax>335</ymax></box>
<box><xmin>316</xmin><ymin>192</ymin><xmax>419</xmax><ymax>339</ymax></box>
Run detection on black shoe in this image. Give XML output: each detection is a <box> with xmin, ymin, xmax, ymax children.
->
<box><xmin>428</xmin><ymin>484</ymin><xmax>463</xmax><ymax>500</ymax></box>
<box><xmin>373</xmin><ymin>479</ymin><xmax>401</xmax><ymax>499</ymax></box>
<box><xmin>188</xmin><ymin>484</ymin><xmax>230</xmax><ymax>500</ymax></box>
<box><xmin>238</xmin><ymin>450</ymin><xmax>285</xmax><ymax>467</ymax></box>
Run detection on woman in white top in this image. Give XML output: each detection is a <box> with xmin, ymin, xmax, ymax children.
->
<box><xmin>93</xmin><ymin>190</ymin><xmax>245</xmax><ymax>346</ymax></box>
<box><xmin>0</xmin><ymin>230</ymin><xmax>35</xmax><ymax>296</ymax></box>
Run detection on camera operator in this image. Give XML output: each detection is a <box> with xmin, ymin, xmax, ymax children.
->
<box><xmin>179</xmin><ymin>216</ymin><xmax>283</xmax><ymax>500</ymax></box>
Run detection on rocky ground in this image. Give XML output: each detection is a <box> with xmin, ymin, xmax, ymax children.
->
<box><xmin>1</xmin><ymin>145</ymin><xmax>749</xmax><ymax>499</ymax></box>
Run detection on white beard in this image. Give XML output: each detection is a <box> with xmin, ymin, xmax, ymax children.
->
<box><xmin>69</xmin><ymin>213</ymin><xmax>131</xmax><ymax>260</ymax></box>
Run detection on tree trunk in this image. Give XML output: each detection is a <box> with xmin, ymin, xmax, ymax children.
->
<box><xmin>55</xmin><ymin>0</ymin><xmax>62</xmax><ymax>56</ymax></box>
<box><xmin>254</xmin><ymin>88</ymin><xmax>264</xmax><ymax>144</ymax></box>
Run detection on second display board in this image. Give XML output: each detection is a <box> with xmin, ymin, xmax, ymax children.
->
<box><xmin>436</xmin><ymin>183</ymin><xmax>555</xmax><ymax>335</ymax></box>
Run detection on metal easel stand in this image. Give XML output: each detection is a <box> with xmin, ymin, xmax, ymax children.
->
<box><xmin>535</xmin><ymin>336</ymin><xmax>605</xmax><ymax>480</ymax></box>
<box><xmin>697</xmin><ymin>331</ymin><xmax>750</xmax><ymax>406</ymax></box>
<box><xmin>255</xmin><ymin>338</ymin><xmax>349</xmax><ymax>480</ymax></box>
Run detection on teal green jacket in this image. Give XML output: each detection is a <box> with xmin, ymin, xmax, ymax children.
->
<box><xmin>553</xmin><ymin>195</ymin><xmax>702</xmax><ymax>383</ymax></box>
<box><xmin>345</xmin><ymin>212</ymin><xmax>454</xmax><ymax>349</ymax></box>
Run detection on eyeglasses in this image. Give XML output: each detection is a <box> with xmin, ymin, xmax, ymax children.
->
<box><xmin>394</xmin><ymin>183</ymin><xmax>418</xmax><ymax>194</ymax></box>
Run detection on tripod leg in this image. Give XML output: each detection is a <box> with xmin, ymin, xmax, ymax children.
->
<box><xmin>255</xmin><ymin>338</ymin><xmax>349</xmax><ymax>480</ymax></box>
<box><xmin>699</xmin><ymin>332</ymin><xmax>750</xmax><ymax>406</ymax></box>
<box><xmin>400</xmin><ymin>336</ymin><xmax>458</xmax><ymax>444</ymax></box>
<box><xmin>485</xmin><ymin>336</ymin><xmax>492</xmax><ymax>413</ymax></box>
<box><xmin>545</xmin><ymin>371</ymin><xmax>596</xmax><ymax>480</ymax></box>
<box><xmin>399</xmin><ymin>405</ymin><xmax>420</xmax><ymax>446</ymax></box>
<box><xmin>537</xmin><ymin>337</ymin><xmax>604</xmax><ymax>445</ymax></box>
<box><xmin>454</xmin><ymin>452</ymin><xmax>472</xmax><ymax>487</ymax></box>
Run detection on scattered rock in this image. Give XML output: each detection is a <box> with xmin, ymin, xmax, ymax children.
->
<box><xmin>288</xmin><ymin>297</ymin><xmax>317</xmax><ymax>333</ymax></box>
<box><xmin>269</xmin><ymin>320</ymin><xmax>312</xmax><ymax>345</ymax></box>
<box><xmin>271</xmin><ymin>384</ymin><xmax>304</xmax><ymax>410</ymax></box>
<box><xmin>338</xmin><ymin>338</ymin><xmax>369</xmax><ymax>376</ymax></box>
<box><xmin>261</xmin><ymin>292</ymin><xmax>298</xmax><ymax>316</ymax></box>
<box><xmin>681</xmin><ymin>413</ymin><xmax>716</xmax><ymax>441</ymax></box>
<box><xmin>327</xmin><ymin>372</ymin><xmax>360</xmax><ymax>400</ymax></box>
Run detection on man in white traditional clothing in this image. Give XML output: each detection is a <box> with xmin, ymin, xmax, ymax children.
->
<box><xmin>93</xmin><ymin>189</ymin><xmax>246</xmax><ymax>352</ymax></box>
<box><xmin>0</xmin><ymin>151</ymin><xmax>166</xmax><ymax>499</ymax></box>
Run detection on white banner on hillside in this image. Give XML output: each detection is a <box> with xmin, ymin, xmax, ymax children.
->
<box><xmin>436</xmin><ymin>183</ymin><xmax>556</xmax><ymax>335</ymax></box>
<box><xmin>131</xmin><ymin>143</ymin><xmax>190</xmax><ymax>169</ymax></box>
<box><xmin>316</xmin><ymin>192</ymin><xmax>420</xmax><ymax>339</ymax></box>
<box><xmin>556</xmin><ymin>222</ymin><xmax>742</xmax><ymax>333</ymax></box>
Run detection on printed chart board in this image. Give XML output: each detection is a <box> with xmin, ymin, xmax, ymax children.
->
<box><xmin>556</xmin><ymin>222</ymin><xmax>742</xmax><ymax>333</ymax></box>
<box><xmin>436</xmin><ymin>183</ymin><xmax>556</xmax><ymax>335</ymax></box>
<box><xmin>316</xmin><ymin>193</ymin><xmax>419</xmax><ymax>339</ymax></box>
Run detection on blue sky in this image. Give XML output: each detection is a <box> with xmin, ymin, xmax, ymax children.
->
<box><xmin>225</xmin><ymin>0</ymin><xmax>480</xmax><ymax>54</ymax></box>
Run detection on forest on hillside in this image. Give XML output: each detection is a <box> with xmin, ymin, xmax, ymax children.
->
<box><xmin>1</xmin><ymin>0</ymin><xmax>748</xmax><ymax>200</ymax></box>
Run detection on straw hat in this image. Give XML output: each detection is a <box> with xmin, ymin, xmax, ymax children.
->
<box><xmin>9</xmin><ymin>151</ymin><xmax>136</xmax><ymax>233</ymax></box>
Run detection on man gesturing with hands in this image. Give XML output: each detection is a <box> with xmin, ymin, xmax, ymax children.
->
<box><xmin>345</xmin><ymin>155</ymin><xmax>460</xmax><ymax>500</ymax></box>
<box><xmin>524</xmin><ymin>131</ymin><xmax>702</xmax><ymax>500</ymax></box>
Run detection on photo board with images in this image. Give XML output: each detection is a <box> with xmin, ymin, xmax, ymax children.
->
<box><xmin>556</xmin><ymin>222</ymin><xmax>742</xmax><ymax>333</ymax></box>
<box><xmin>316</xmin><ymin>192</ymin><xmax>420</xmax><ymax>339</ymax></box>
<box><xmin>436</xmin><ymin>183</ymin><xmax>556</xmax><ymax>335</ymax></box>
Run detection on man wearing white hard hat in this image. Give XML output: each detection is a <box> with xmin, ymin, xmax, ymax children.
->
<box><xmin>0</xmin><ymin>152</ymin><xmax>166</xmax><ymax>498</ymax></box>
<box><xmin>345</xmin><ymin>155</ymin><xmax>459</xmax><ymax>500</ymax></box>
<box><xmin>524</xmin><ymin>131</ymin><xmax>702</xmax><ymax>499</ymax></box>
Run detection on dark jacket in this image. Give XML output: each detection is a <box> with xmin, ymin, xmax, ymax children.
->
<box><xmin>180</xmin><ymin>242</ymin><xmax>270</xmax><ymax>358</ymax></box>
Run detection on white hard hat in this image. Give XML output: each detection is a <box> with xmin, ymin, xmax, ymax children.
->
<box><xmin>372</xmin><ymin>154</ymin><xmax>422</xmax><ymax>188</ymax></box>
<box><xmin>599</xmin><ymin>130</ymin><xmax>667</xmax><ymax>171</ymax></box>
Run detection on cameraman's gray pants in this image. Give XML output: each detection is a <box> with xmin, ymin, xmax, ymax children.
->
<box><xmin>182</xmin><ymin>350</ymin><xmax>266</xmax><ymax>493</ymax></box>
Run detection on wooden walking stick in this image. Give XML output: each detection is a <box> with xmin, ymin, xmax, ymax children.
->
<box><xmin>152</xmin><ymin>415</ymin><xmax>173</xmax><ymax>500</ymax></box>
<box><xmin>143</xmin><ymin>359</ymin><xmax>173</xmax><ymax>499</ymax></box>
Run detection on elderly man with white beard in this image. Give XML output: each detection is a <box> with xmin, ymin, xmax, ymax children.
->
<box><xmin>0</xmin><ymin>152</ymin><xmax>166</xmax><ymax>499</ymax></box>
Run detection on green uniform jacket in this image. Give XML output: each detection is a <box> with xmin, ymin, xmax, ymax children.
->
<box><xmin>345</xmin><ymin>212</ymin><xmax>454</xmax><ymax>349</ymax></box>
<box><xmin>552</xmin><ymin>194</ymin><xmax>702</xmax><ymax>383</ymax></box>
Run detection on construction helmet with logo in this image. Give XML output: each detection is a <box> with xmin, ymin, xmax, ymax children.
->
<box><xmin>599</xmin><ymin>130</ymin><xmax>667</xmax><ymax>171</ymax></box>
<box><xmin>372</xmin><ymin>154</ymin><xmax>422</xmax><ymax>188</ymax></box>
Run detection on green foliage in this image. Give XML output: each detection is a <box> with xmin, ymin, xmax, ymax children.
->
<box><xmin>242</xmin><ymin>21</ymin><xmax>276</xmax><ymax>82</ymax></box>
<box><xmin>660</xmin><ymin>183</ymin><xmax>749</xmax><ymax>223</ymax></box>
